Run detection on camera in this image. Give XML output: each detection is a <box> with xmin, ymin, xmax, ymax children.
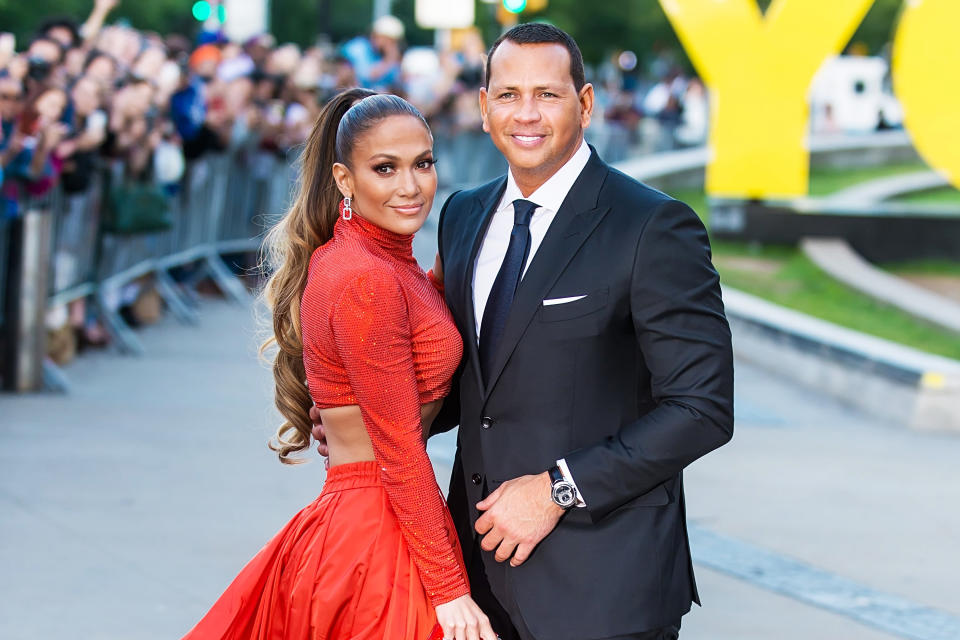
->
<box><xmin>27</xmin><ymin>56</ymin><xmax>52</xmax><ymax>82</ymax></box>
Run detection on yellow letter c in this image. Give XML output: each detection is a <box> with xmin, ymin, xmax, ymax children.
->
<box><xmin>893</xmin><ymin>0</ymin><xmax>960</xmax><ymax>190</ymax></box>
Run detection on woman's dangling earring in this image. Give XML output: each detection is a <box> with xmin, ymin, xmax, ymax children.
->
<box><xmin>341</xmin><ymin>196</ymin><xmax>353</xmax><ymax>221</ymax></box>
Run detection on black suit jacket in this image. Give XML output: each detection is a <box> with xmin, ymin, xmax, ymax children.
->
<box><xmin>435</xmin><ymin>147</ymin><xmax>734</xmax><ymax>639</ymax></box>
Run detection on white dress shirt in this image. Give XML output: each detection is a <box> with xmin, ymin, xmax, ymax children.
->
<box><xmin>471</xmin><ymin>138</ymin><xmax>591</xmax><ymax>506</ymax></box>
<box><xmin>472</xmin><ymin>139</ymin><xmax>591</xmax><ymax>336</ymax></box>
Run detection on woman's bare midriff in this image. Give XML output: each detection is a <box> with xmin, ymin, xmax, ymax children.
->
<box><xmin>319</xmin><ymin>399</ymin><xmax>444</xmax><ymax>468</ymax></box>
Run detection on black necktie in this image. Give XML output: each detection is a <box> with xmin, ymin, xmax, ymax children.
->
<box><xmin>479</xmin><ymin>198</ymin><xmax>539</xmax><ymax>381</ymax></box>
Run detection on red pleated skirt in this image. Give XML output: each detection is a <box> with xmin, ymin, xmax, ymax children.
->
<box><xmin>182</xmin><ymin>461</ymin><xmax>460</xmax><ymax>640</ymax></box>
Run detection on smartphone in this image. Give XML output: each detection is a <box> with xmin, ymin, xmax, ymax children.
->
<box><xmin>86</xmin><ymin>109</ymin><xmax>108</xmax><ymax>136</ymax></box>
<box><xmin>266</xmin><ymin>99</ymin><xmax>284</xmax><ymax>126</ymax></box>
<box><xmin>27</xmin><ymin>56</ymin><xmax>52</xmax><ymax>82</ymax></box>
<box><xmin>0</xmin><ymin>33</ymin><xmax>15</xmax><ymax>59</ymax></box>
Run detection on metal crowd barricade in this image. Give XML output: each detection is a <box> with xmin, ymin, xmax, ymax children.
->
<box><xmin>431</xmin><ymin>124</ymin><xmax>633</xmax><ymax>190</ymax></box>
<box><xmin>2</xmin><ymin>130</ymin><xmax>519</xmax><ymax>393</ymax></box>
<box><xmin>586</xmin><ymin>122</ymin><xmax>632</xmax><ymax>164</ymax></box>
<box><xmin>94</xmin><ymin>148</ymin><xmax>264</xmax><ymax>356</ymax></box>
<box><xmin>93</xmin><ymin>159</ymin><xmax>170</xmax><ymax>354</ymax></box>
<box><xmin>10</xmin><ymin>139</ymin><xmax>291</xmax><ymax>387</ymax></box>
<box><xmin>435</xmin><ymin>129</ymin><xmax>506</xmax><ymax>192</ymax></box>
<box><xmin>48</xmin><ymin>180</ymin><xmax>103</xmax><ymax>309</ymax></box>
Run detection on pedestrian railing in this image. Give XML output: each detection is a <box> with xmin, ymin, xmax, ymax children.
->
<box><xmin>0</xmin><ymin>131</ymin><xmax>298</xmax><ymax>390</ymax></box>
<box><xmin>0</xmin><ymin>128</ymin><xmax>522</xmax><ymax>393</ymax></box>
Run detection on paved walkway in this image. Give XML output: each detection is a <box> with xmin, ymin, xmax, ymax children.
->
<box><xmin>3</xmin><ymin>299</ymin><xmax>959</xmax><ymax>639</ymax></box>
<box><xmin>822</xmin><ymin>170</ymin><xmax>948</xmax><ymax>206</ymax></box>
<box><xmin>801</xmin><ymin>237</ymin><xmax>960</xmax><ymax>334</ymax></box>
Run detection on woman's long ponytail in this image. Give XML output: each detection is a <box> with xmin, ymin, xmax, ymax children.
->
<box><xmin>260</xmin><ymin>88</ymin><xmax>376</xmax><ymax>464</ymax></box>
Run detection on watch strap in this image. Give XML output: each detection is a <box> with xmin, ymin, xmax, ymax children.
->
<box><xmin>548</xmin><ymin>465</ymin><xmax>564</xmax><ymax>485</ymax></box>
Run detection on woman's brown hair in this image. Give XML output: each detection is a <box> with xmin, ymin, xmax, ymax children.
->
<box><xmin>260</xmin><ymin>89</ymin><xmax>430</xmax><ymax>463</ymax></box>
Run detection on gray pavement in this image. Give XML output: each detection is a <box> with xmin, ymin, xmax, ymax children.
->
<box><xmin>801</xmin><ymin>237</ymin><xmax>960</xmax><ymax>334</ymax></box>
<box><xmin>821</xmin><ymin>170</ymin><xmax>948</xmax><ymax>206</ymax></box>
<box><xmin>2</xmin><ymin>295</ymin><xmax>959</xmax><ymax>639</ymax></box>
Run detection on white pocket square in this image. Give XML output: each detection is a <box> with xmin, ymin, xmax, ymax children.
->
<box><xmin>542</xmin><ymin>295</ymin><xmax>587</xmax><ymax>306</ymax></box>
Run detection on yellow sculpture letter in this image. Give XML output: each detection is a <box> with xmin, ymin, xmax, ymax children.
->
<box><xmin>893</xmin><ymin>0</ymin><xmax>960</xmax><ymax>191</ymax></box>
<box><xmin>659</xmin><ymin>0</ymin><xmax>873</xmax><ymax>198</ymax></box>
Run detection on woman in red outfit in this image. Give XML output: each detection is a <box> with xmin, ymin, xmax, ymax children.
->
<box><xmin>182</xmin><ymin>90</ymin><xmax>497</xmax><ymax>640</ymax></box>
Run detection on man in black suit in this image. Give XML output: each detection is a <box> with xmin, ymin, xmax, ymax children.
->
<box><xmin>314</xmin><ymin>23</ymin><xmax>733</xmax><ymax>640</ymax></box>
<box><xmin>433</xmin><ymin>23</ymin><xmax>734</xmax><ymax>640</ymax></box>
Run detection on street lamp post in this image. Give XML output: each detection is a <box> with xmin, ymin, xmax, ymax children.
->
<box><xmin>373</xmin><ymin>0</ymin><xmax>392</xmax><ymax>20</ymax></box>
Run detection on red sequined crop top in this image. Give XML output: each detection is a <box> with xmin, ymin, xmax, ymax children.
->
<box><xmin>300</xmin><ymin>212</ymin><xmax>468</xmax><ymax>605</ymax></box>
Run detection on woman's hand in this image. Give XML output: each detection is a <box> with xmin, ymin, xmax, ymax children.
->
<box><xmin>308</xmin><ymin>406</ymin><xmax>330</xmax><ymax>470</ymax></box>
<box><xmin>39</xmin><ymin>122</ymin><xmax>69</xmax><ymax>152</ymax></box>
<box><xmin>434</xmin><ymin>594</ymin><xmax>497</xmax><ymax>640</ymax></box>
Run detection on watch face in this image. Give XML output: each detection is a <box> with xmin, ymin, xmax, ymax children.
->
<box><xmin>552</xmin><ymin>482</ymin><xmax>576</xmax><ymax>508</ymax></box>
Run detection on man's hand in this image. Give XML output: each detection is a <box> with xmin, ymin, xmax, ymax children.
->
<box><xmin>432</xmin><ymin>251</ymin><xmax>443</xmax><ymax>282</ymax></box>
<box><xmin>56</xmin><ymin>138</ymin><xmax>78</xmax><ymax>159</ymax></box>
<box><xmin>475</xmin><ymin>472</ymin><xmax>564</xmax><ymax>567</ymax></box>
<box><xmin>308</xmin><ymin>406</ymin><xmax>329</xmax><ymax>459</ymax></box>
<box><xmin>91</xmin><ymin>0</ymin><xmax>119</xmax><ymax>18</ymax></box>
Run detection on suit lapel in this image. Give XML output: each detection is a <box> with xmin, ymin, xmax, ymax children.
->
<box><xmin>481</xmin><ymin>151</ymin><xmax>611</xmax><ymax>404</ymax></box>
<box><xmin>455</xmin><ymin>178</ymin><xmax>506</xmax><ymax>385</ymax></box>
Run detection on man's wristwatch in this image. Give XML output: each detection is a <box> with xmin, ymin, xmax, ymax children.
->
<box><xmin>548</xmin><ymin>465</ymin><xmax>577</xmax><ymax>509</ymax></box>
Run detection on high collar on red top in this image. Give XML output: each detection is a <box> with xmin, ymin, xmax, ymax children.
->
<box><xmin>334</xmin><ymin>210</ymin><xmax>415</xmax><ymax>262</ymax></box>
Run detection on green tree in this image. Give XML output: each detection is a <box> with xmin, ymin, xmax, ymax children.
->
<box><xmin>518</xmin><ymin>0</ymin><xmax>907</xmax><ymax>72</ymax></box>
<box><xmin>390</xmin><ymin>0</ymin><xmax>438</xmax><ymax>47</ymax></box>
<box><xmin>270</xmin><ymin>0</ymin><xmax>370</xmax><ymax>47</ymax></box>
<box><xmin>268</xmin><ymin>0</ymin><xmax>449</xmax><ymax>49</ymax></box>
<box><xmin>520</xmin><ymin>0</ymin><xmax>687</xmax><ymax>69</ymax></box>
<box><xmin>851</xmin><ymin>0</ymin><xmax>903</xmax><ymax>54</ymax></box>
<box><xmin>0</xmin><ymin>0</ymin><xmax>905</xmax><ymax>63</ymax></box>
<box><xmin>0</xmin><ymin>0</ymin><xmax>196</xmax><ymax>45</ymax></box>
<box><xmin>753</xmin><ymin>0</ymin><xmax>907</xmax><ymax>55</ymax></box>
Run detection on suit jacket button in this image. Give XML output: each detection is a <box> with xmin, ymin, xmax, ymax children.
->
<box><xmin>481</xmin><ymin>417</ymin><xmax>494</xmax><ymax>429</ymax></box>
<box><xmin>471</xmin><ymin>473</ymin><xmax>482</xmax><ymax>485</ymax></box>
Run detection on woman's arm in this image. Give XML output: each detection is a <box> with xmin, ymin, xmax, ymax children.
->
<box><xmin>330</xmin><ymin>270</ymin><xmax>469</xmax><ymax>606</ymax></box>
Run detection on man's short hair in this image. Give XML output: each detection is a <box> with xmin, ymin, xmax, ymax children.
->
<box><xmin>485</xmin><ymin>23</ymin><xmax>586</xmax><ymax>93</ymax></box>
<box><xmin>38</xmin><ymin>18</ymin><xmax>81</xmax><ymax>49</ymax></box>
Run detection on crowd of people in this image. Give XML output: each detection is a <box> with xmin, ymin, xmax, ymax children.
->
<box><xmin>0</xmin><ymin>4</ymin><xmax>498</xmax><ymax>363</ymax></box>
<box><xmin>0</xmin><ymin>5</ymin><xmax>500</xmax><ymax>213</ymax></box>
<box><xmin>0</xmin><ymin>1</ymin><xmax>709</xmax><ymax>367</ymax></box>
<box><xmin>0</xmin><ymin>2</ymin><xmax>712</xmax><ymax>211</ymax></box>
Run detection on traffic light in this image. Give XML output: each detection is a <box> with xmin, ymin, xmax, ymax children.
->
<box><xmin>192</xmin><ymin>1</ymin><xmax>212</xmax><ymax>21</ymax></box>
<box><xmin>192</xmin><ymin>1</ymin><xmax>225</xmax><ymax>23</ymax></box>
<box><xmin>497</xmin><ymin>0</ymin><xmax>547</xmax><ymax>25</ymax></box>
<box><xmin>499</xmin><ymin>0</ymin><xmax>547</xmax><ymax>16</ymax></box>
